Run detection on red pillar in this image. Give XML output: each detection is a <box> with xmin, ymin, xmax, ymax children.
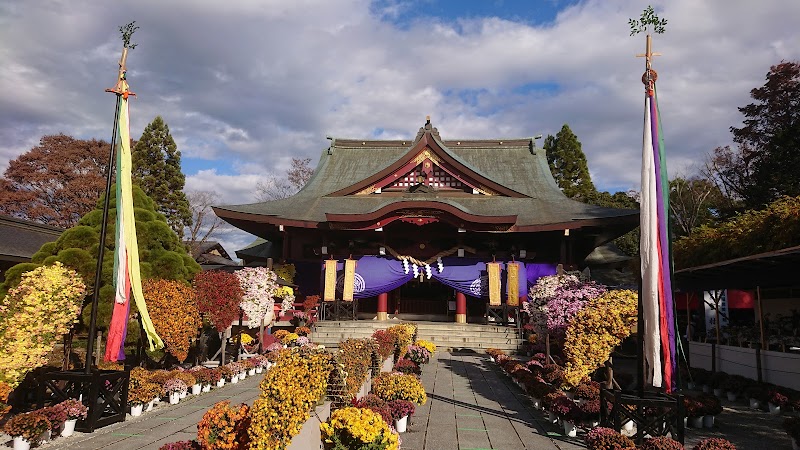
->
<box><xmin>377</xmin><ymin>292</ymin><xmax>388</xmax><ymax>321</ymax></box>
<box><xmin>455</xmin><ymin>292</ymin><xmax>467</xmax><ymax>324</ymax></box>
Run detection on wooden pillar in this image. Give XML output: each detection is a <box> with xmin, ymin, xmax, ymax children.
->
<box><xmin>455</xmin><ymin>292</ymin><xmax>467</xmax><ymax>324</ymax></box>
<box><xmin>757</xmin><ymin>286</ymin><xmax>766</xmax><ymax>351</ymax></box>
<box><xmin>377</xmin><ymin>292</ymin><xmax>389</xmax><ymax>321</ymax></box>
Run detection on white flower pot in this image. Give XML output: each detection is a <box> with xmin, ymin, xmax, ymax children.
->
<box><xmin>545</xmin><ymin>411</ymin><xmax>558</xmax><ymax>423</ymax></box>
<box><xmin>131</xmin><ymin>403</ymin><xmax>144</xmax><ymax>416</ymax></box>
<box><xmin>688</xmin><ymin>416</ymin><xmax>703</xmax><ymax>428</ymax></box>
<box><xmin>61</xmin><ymin>419</ymin><xmax>77</xmax><ymax>437</ymax></box>
<box><xmin>153</xmin><ymin>396</ymin><xmax>161</xmax><ymax>404</ymax></box>
<box><xmin>146</xmin><ymin>400</ymin><xmax>154</xmax><ymax>411</ymax></box>
<box><xmin>39</xmin><ymin>429</ymin><xmax>51</xmax><ymax>443</ymax></box>
<box><xmin>563</xmin><ymin>420</ymin><xmax>577</xmax><ymax>437</ymax></box>
<box><xmin>683</xmin><ymin>417</ymin><xmax>688</xmax><ymax>428</ymax></box>
<box><xmin>726</xmin><ymin>391</ymin><xmax>737</xmax><ymax>401</ymax></box>
<box><xmin>230</xmin><ymin>376</ymin><xmax>239</xmax><ymax>384</ymax></box>
<box><xmin>713</xmin><ymin>388</ymin><xmax>723</xmax><ymax>397</ymax></box>
<box><xmin>179</xmin><ymin>390</ymin><xmax>187</xmax><ymax>399</ymax></box>
<box><xmin>256</xmin><ymin>367</ymin><xmax>263</xmax><ymax>374</ymax></box>
<box><xmin>248</xmin><ymin>368</ymin><xmax>256</xmax><ymax>376</ymax></box>
<box><xmin>395</xmin><ymin>415</ymin><xmax>408</xmax><ymax>433</ymax></box>
<box><xmin>191</xmin><ymin>384</ymin><xmax>201</xmax><ymax>395</ymax></box>
<box><xmin>217</xmin><ymin>379</ymin><xmax>225</xmax><ymax>388</ymax></box>
<box><xmin>169</xmin><ymin>393</ymin><xmax>180</xmax><ymax>404</ymax></box>
<box><xmin>768</xmin><ymin>402</ymin><xmax>781</xmax><ymax>414</ymax></box>
<box><xmin>202</xmin><ymin>384</ymin><xmax>211</xmax><ymax>392</ymax></box>
<box><xmin>12</xmin><ymin>436</ymin><xmax>31</xmax><ymax>450</ymax></box>
<box><xmin>622</xmin><ymin>420</ymin><xmax>634</xmax><ymax>432</ymax></box>
<box><xmin>489</xmin><ymin>356</ymin><xmax>495</xmax><ymax>363</ymax></box>
<box><xmin>749</xmin><ymin>398</ymin><xmax>761</xmax><ymax>409</ymax></box>
<box><xmin>703</xmin><ymin>415</ymin><xmax>715</xmax><ymax>428</ymax></box>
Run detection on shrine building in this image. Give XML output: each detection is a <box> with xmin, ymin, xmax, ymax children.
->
<box><xmin>214</xmin><ymin>119</ymin><xmax>638</xmax><ymax>323</ymax></box>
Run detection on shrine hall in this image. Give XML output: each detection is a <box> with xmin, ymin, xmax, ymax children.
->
<box><xmin>214</xmin><ymin>119</ymin><xmax>638</xmax><ymax>323</ymax></box>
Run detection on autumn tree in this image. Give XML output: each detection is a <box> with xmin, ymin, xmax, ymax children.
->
<box><xmin>669</xmin><ymin>176</ymin><xmax>725</xmax><ymax>237</ymax></box>
<box><xmin>254</xmin><ymin>157</ymin><xmax>314</xmax><ymax>202</ymax></box>
<box><xmin>185</xmin><ymin>190</ymin><xmax>228</xmax><ymax>257</ymax></box>
<box><xmin>545</xmin><ymin>124</ymin><xmax>596</xmax><ymax>199</ymax></box>
<box><xmin>0</xmin><ymin>135</ymin><xmax>109</xmax><ymax>228</ymax></box>
<box><xmin>132</xmin><ymin>116</ymin><xmax>191</xmax><ymax>237</ymax></box>
<box><xmin>726</xmin><ymin>61</ymin><xmax>800</xmax><ymax>208</ymax></box>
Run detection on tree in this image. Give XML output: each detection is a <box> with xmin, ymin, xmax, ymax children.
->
<box><xmin>132</xmin><ymin>116</ymin><xmax>191</xmax><ymax>237</ymax></box>
<box><xmin>287</xmin><ymin>157</ymin><xmax>314</xmax><ymax>191</ymax></box>
<box><xmin>185</xmin><ymin>190</ymin><xmax>228</xmax><ymax>257</ymax></box>
<box><xmin>729</xmin><ymin>61</ymin><xmax>800</xmax><ymax>207</ymax></box>
<box><xmin>0</xmin><ymin>134</ymin><xmax>109</xmax><ymax>228</ymax></box>
<box><xmin>0</xmin><ymin>185</ymin><xmax>201</xmax><ymax>343</ymax></box>
<box><xmin>255</xmin><ymin>175</ymin><xmax>294</xmax><ymax>201</ymax></box>
<box><xmin>669</xmin><ymin>176</ymin><xmax>725</xmax><ymax>237</ymax></box>
<box><xmin>545</xmin><ymin>124</ymin><xmax>596</xmax><ymax>199</ymax></box>
<box><xmin>584</xmin><ymin>190</ymin><xmax>640</xmax><ymax>256</ymax></box>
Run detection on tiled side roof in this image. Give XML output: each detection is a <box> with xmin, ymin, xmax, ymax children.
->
<box><xmin>0</xmin><ymin>215</ymin><xmax>63</xmax><ymax>261</ymax></box>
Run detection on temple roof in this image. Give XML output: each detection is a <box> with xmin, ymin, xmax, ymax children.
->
<box><xmin>214</xmin><ymin>120</ymin><xmax>638</xmax><ymax>234</ymax></box>
<box><xmin>0</xmin><ymin>215</ymin><xmax>63</xmax><ymax>263</ymax></box>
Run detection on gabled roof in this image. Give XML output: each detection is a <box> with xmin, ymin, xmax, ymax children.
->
<box><xmin>0</xmin><ymin>215</ymin><xmax>63</xmax><ymax>262</ymax></box>
<box><xmin>214</xmin><ymin>120</ymin><xmax>638</xmax><ymax>234</ymax></box>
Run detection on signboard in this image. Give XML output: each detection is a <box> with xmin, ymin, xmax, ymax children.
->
<box><xmin>703</xmin><ymin>290</ymin><xmax>729</xmax><ymax>337</ymax></box>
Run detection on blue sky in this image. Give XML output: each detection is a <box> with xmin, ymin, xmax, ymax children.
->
<box><xmin>1</xmin><ymin>0</ymin><xmax>799</xmax><ymax>254</ymax></box>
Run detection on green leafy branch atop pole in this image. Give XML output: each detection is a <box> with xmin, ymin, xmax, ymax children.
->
<box><xmin>119</xmin><ymin>21</ymin><xmax>139</xmax><ymax>49</ymax></box>
<box><xmin>629</xmin><ymin>5</ymin><xmax>667</xmax><ymax>36</ymax></box>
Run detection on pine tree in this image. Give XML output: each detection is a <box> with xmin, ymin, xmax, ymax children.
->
<box><xmin>544</xmin><ymin>124</ymin><xmax>596</xmax><ymax>199</ymax></box>
<box><xmin>132</xmin><ymin>116</ymin><xmax>191</xmax><ymax>237</ymax></box>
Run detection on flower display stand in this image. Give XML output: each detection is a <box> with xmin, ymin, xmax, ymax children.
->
<box><xmin>600</xmin><ymin>389</ymin><xmax>684</xmax><ymax>445</ymax></box>
<box><xmin>37</xmin><ymin>368</ymin><xmax>130</xmax><ymax>432</ymax></box>
<box><xmin>286</xmin><ymin>401</ymin><xmax>331</xmax><ymax>450</ymax></box>
<box><xmin>395</xmin><ymin>415</ymin><xmax>408</xmax><ymax>433</ymax></box>
<box><xmin>12</xmin><ymin>436</ymin><xmax>31</xmax><ymax>450</ymax></box>
<box><xmin>61</xmin><ymin>419</ymin><xmax>77</xmax><ymax>437</ymax></box>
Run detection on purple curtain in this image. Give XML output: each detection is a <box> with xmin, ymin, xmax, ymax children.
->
<box><xmin>327</xmin><ymin>256</ymin><xmax>413</xmax><ymax>299</ymax></box>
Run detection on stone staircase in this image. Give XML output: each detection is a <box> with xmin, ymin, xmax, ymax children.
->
<box><xmin>311</xmin><ymin>320</ymin><xmax>524</xmax><ymax>353</ymax></box>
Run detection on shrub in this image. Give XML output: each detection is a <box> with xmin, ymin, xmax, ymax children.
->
<box><xmin>197</xmin><ymin>401</ymin><xmax>250</xmax><ymax>450</ymax></box>
<box><xmin>319</xmin><ymin>407</ymin><xmax>399</xmax><ymax>450</ymax></box>
<box><xmin>393</xmin><ymin>358</ymin><xmax>421</xmax><ymax>375</ymax></box>
<box><xmin>640</xmin><ymin>436</ymin><xmax>685</xmax><ymax>450</ymax></box>
<box><xmin>692</xmin><ymin>438</ymin><xmax>736</xmax><ymax>450</ymax></box>
<box><xmin>372</xmin><ymin>373</ymin><xmax>427</xmax><ymax>405</ymax></box>
<box><xmin>584</xmin><ymin>427</ymin><xmax>635</xmax><ymax>450</ymax></box>
<box><xmin>372</xmin><ymin>330</ymin><xmax>396</xmax><ymax>360</ymax></box>
<box><xmin>3</xmin><ymin>411</ymin><xmax>51</xmax><ymax>442</ymax></box>
<box><xmin>159</xmin><ymin>441</ymin><xmax>200</xmax><ymax>450</ymax></box>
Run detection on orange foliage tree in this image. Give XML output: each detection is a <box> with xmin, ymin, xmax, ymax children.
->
<box><xmin>142</xmin><ymin>279</ymin><xmax>201</xmax><ymax>361</ymax></box>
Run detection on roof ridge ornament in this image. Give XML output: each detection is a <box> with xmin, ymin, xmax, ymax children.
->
<box><xmin>414</xmin><ymin>115</ymin><xmax>440</xmax><ymax>144</ymax></box>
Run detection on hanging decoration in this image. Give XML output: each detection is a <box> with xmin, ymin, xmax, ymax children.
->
<box><xmin>324</xmin><ymin>259</ymin><xmax>337</xmax><ymax>302</ymax></box>
<box><xmin>506</xmin><ymin>262</ymin><xmax>520</xmax><ymax>306</ymax></box>
<box><xmin>487</xmin><ymin>262</ymin><xmax>501</xmax><ymax>306</ymax></box>
<box><xmin>342</xmin><ymin>258</ymin><xmax>357</xmax><ymax>302</ymax></box>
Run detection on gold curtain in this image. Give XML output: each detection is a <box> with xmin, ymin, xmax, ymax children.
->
<box><xmin>507</xmin><ymin>262</ymin><xmax>520</xmax><ymax>306</ymax></box>
<box><xmin>487</xmin><ymin>262</ymin><xmax>501</xmax><ymax>306</ymax></box>
<box><xmin>343</xmin><ymin>258</ymin><xmax>357</xmax><ymax>302</ymax></box>
<box><xmin>323</xmin><ymin>259</ymin><xmax>337</xmax><ymax>302</ymax></box>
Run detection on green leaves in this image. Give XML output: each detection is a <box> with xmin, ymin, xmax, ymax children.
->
<box><xmin>629</xmin><ymin>5</ymin><xmax>667</xmax><ymax>36</ymax></box>
<box><xmin>119</xmin><ymin>21</ymin><xmax>139</xmax><ymax>49</ymax></box>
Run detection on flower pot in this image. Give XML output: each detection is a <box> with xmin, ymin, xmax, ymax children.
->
<box><xmin>169</xmin><ymin>393</ymin><xmax>180</xmax><ymax>405</ymax></box>
<box><xmin>179</xmin><ymin>390</ymin><xmax>187</xmax><ymax>399</ymax></box>
<box><xmin>749</xmin><ymin>398</ymin><xmax>761</xmax><ymax>409</ymax></box>
<box><xmin>191</xmin><ymin>384</ymin><xmax>201</xmax><ymax>395</ymax></box>
<box><xmin>230</xmin><ymin>376</ymin><xmax>239</xmax><ymax>384</ymax></box>
<box><xmin>256</xmin><ymin>367</ymin><xmax>263</xmax><ymax>374</ymax></box>
<box><xmin>395</xmin><ymin>415</ymin><xmax>408</xmax><ymax>433</ymax></box>
<box><xmin>202</xmin><ymin>384</ymin><xmax>211</xmax><ymax>393</ymax></box>
<box><xmin>545</xmin><ymin>411</ymin><xmax>558</xmax><ymax>423</ymax></box>
<box><xmin>702</xmin><ymin>415</ymin><xmax>715</xmax><ymax>428</ymax></box>
<box><xmin>768</xmin><ymin>402</ymin><xmax>781</xmax><ymax>414</ymax></box>
<box><xmin>61</xmin><ymin>418</ymin><xmax>77</xmax><ymax>437</ymax></box>
<box><xmin>622</xmin><ymin>420</ymin><xmax>634</xmax><ymax>432</ymax></box>
<box><xmin>563</xmin><ymin>420</ymin><xmax>577</xmax><ymax>437</ymax></box>
<box><xmin>688</xmin><ymin>416</ymin><xmax>703</xmax><ymax>428</ymax></box>
<box><xmin>131</xmin><ymin>403</ymin><xmax>144</xmax><ymax>416</ymax></box>
<box><xmin>153</xmin><ymin>396</ymin><xmax>161</xmax><ymax>404</ymax></box>
<box><xmin>217</xmin><ymin>379</ymin><xmax>225</xmax><ymax>388</ymax></box>
<box><xmin>531</xmin><ymin>397</ymin><xmax>541</xmax><ymax>410</ymax></box>
<box><xmin>489</xmin><ymin>356</ymin><xmax>495</xmax><ymax>363</ymax></box>
<box><xmin>248</xmin><ymin>368</ymin><xmax>256</xmax><ymax>376</ymax></box>
<box><xmin>12</xmin><ymin>436</ymin><xmax>31</xmax><ymax>450</ymax></box>
<box><xmin>40</xmin><ymin>429</ymin><xmax>51</xmax><ymax>443</ymax></box>
<box><xmin>577</xmin><ymin>398</ymin><xmax>587</xmax><ymax>406</ymax></box>
<box><xmin>713</xmin><ymin>388</ymin><xmax>723</xmax><ymax>397</ymax></box>
<box><xmin>726</xmin><ymin>391</ymin><xmax>737</xmax><ymax>401</ymax></box>
<box><xmin>683</xmin><ymin>417</ymin><xmax>688</xmax><ymax>428</ymax></box>
<box><xmin>146</xmin><ymin>400</ymin><xmax>154</xmax><ymax>412</ymax></box>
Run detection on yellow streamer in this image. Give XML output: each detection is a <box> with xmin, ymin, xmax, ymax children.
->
<box><xmin>324</xmin><ymin>260</ymin><xmax>337</xmax><ymax>302</ymax></box>
<box><xmin>487</xmin><ymin>262</ymin><xmax>501</xmax><ymax>306</ymax></box>
<box><xmin>343</xmin><ymin>259</ymin><xmax>356</xmax><ymax>302</ymax></box>
<box><xmin>507</xmin><ymin>262</ymin><xmax>520</xmax><ymax>306</ymax></box>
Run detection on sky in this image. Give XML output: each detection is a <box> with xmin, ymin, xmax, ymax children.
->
<box><xmin>1</xmin><ymin>0</ymin><xmax>798</xmax><ymax>257</ymax></box>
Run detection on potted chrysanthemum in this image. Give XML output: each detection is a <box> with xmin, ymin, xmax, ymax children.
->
<box><xmin>57</xmin><ymin>399</ymin><xmax>87</xmax><ymax>437</ymax></box>
<box><xmin>388</xmin><ymin>399</ymin><xmax>415</xmax><ymax>433</ymax></box>
<box><xmin>164</xmin><ymin>379</ymin><xmax>188</xmax><ymax>405</ymax></box>
<box><xmin>4</xmin><ymin>412</ymin><xmax>51</xmax><ymax>450</ymax></box>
